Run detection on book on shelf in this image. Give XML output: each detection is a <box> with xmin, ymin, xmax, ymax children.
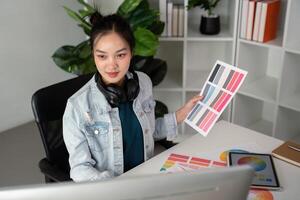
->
<box><xmin>258</xmin><ymin>0</ymin><xmax>281</xmax><ymax>43</ymax></box>
<box><xmin>246</xmin><ymin>0</ymin><xmax>256</xmax><ymax>40</ymax></box>
<box><xmin>172</xmin><ymin>4</ymin><xmax>179</xmax><ymax>37</ymax></box>
<box><xmin>240</xmin><ymin>0</ymin><xmax>249</xmax><ymax>39</ymax></box>
<box><xmin>159</xmin><ymin>0</ymin><xmax>167</xmax><ymax>36</ymax></box>
<box><xmin>272</xmin><ymin>141</ymin><xmax>300</xmax><ymax>167</ymax></box>
<box><xmin>167</xmin><ymin>2</ymin><xmax>173</xmax><ymax>37</ymax></box>
<box><xmin>161</xmin><ymin>1</ymin><xmax>184</xmax><ymax>38</ymax></box>
<box><xmin>240</xmin><ymin>0</ymin><xmax>280</xmax><ymax>43</ymax></box>
<box><xmin>178</xmin><ymin>5</ymin><xmax>184</xmax><ymax>37</ymax></box>
<box><xmin>252</xmin><ymin>1</ymin><xmax>263</xmax><ymax>41</ymax></box>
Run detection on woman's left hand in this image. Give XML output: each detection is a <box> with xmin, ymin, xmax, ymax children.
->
<box><xmin>175</xmin><ymin>95</ymin><xmax>204</xmax><ymax>124</ymax></box>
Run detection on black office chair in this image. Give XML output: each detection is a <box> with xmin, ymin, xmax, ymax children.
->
<box><xmin>31</xmin><ymin>74</ymin><xmax>93</xmax><ymax>182</ymax></box>
<box><xmin>31</xmin><ymin>73</ymin><xmax>175</xmax><ymax>183</ymax></box>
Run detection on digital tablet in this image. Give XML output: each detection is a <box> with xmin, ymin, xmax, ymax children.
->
<box><xmin>228</xmin><ymin>152</ymin><xmax>281</xmax><ymax>190</ymax></box>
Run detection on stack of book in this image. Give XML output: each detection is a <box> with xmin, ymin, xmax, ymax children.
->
<box><xmin>160</xmin><ymin>0</ymin><xmax>185</xmax><ymax>37</ymax></box>
<box><xmin>240</xmin><ymin>0</ymin><xmax>281</xmax><ymax>43</ymax></box>
<box><xmin>272</xmin><ymin>141</ymin><xmax>300</xmax><ymax>167</ymax></box>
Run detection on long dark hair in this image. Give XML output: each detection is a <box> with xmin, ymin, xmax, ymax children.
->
<box><xmin>89</xmin><ymin>12</ymin><xmax>135</xmax><ymax>52</ymax></box>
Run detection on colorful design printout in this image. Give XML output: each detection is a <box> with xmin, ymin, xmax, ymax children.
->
<box><xmin>247</xmin><ymin>189</ymin><xmax>274</xmax><ymax>200</ymax></box>
<box><xmin>160</xmin><ymin>153</ymin><xmax>226</xmax><ymax>173</ymax></box>
<box><xmin>185</xmin><ymin>60</ymin><xmax>248</xmax><ymax>136</ymax></box>
<box><xmin>219</xmin><ymin>149</ymin><xmax>249</xmax><ymax>162</ymax></box>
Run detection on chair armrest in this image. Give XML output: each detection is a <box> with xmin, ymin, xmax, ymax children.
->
<box><xmin>156</xmin><ymin>138</ymin><xmax>177</xmax><ymax>149</ymax></box>
<box><xmin>39</xmin><ymin>158</ymin><xmax>71</xmax><ymax>182</ymax></box>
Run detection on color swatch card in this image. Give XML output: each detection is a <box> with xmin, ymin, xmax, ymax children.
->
<box><xmin>185</xmin><ymin>60</ymin><xmax>248</xmax><ymax>136</ymax></box>
<box><xmin>160</xmin><ymin>153</ymin><xmax>226</xmax><ymax>173</ymax></box>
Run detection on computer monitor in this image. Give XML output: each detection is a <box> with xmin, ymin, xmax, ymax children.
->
<box><xmin>0</xmin><ymin>165</ymin><xmax>253</xmax><ymax>200</ymax></box>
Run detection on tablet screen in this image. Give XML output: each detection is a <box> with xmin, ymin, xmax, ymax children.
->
<box><xmin>228</xmin><ymin>152</ymin><xmax>280</xmax><ymax>190</ymax></box>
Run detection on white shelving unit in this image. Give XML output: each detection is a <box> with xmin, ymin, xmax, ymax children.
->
<box><xmin>151</xmin><ymin>0</ymin><xmax>300</xmax><ymax>142</ymax></box>
<box><xmin>232</xmin><ymin>0</ymin><xmax>300</xmax><ymax>142</ymax></box>
<box><xmin>150</xmin><ymin>0</ymin><xmax>239</xmax><ymax>138</ymax></box>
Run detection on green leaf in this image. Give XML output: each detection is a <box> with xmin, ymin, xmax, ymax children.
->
<box><xmin>73</xmin><ymin>40</ymin><xmax>91</xmax><ymax>59</ymax></box>
<box><xmin>52</xmin><ymin>44</ymin><xmax>96</xmax><ymax>75</ymax></box>
<box><xmin>133</xmin><ymin>27</ymin><xmax>158</xmax><ymax>56</ymax></box>
<box><xmin>78</xmin><ymin>24</ymin><xmax>91</xmax><ymax>35</ymax></box>
<box><xmin>117</xmin><ymin>0</ymin><xmax>143</xmax><ymax>16</ymax></box>
<box><xmin>52</xmin><ymin>46</ymin><xmax>80</xmax><ymax>72</ymax></box>
<box><xmin>187</xmin><ymin>0</ymin><xmax>220</xmax><ymax>11</ymax></box>
<box><xmin>63</xmin><ymin>6</ymin><xmax>92</xmax><ymax>34</ymax></box>
<box><xmin>128</xmin><ymin>9</ymin><xmax>158</xmax><ymax>30</ymax></box>
<box><xmin>78</xmin><ymin>9</ymin><xmax>94</xmax><ymax>18</ymax></box>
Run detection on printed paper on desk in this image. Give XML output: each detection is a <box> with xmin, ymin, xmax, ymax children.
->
<box><xmin>185</xmin><ymin>60</ymin><xmax>248</xmax><ymax>136</ymax></box>
<box><xmin>160</xmin><ymin>153</ymin><xmax>226</xmax><ymax>173</ymax></box>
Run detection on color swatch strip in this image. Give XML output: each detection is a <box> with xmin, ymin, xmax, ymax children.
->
<box><xmin>185</xmin><ymin>60</ymin><xmax>247</xmax><ymax>137</ymax></box>
<box><xmin>160</xmin><ymin>153</ymin><xmax>226</xmax><ymax>172</ymax></box>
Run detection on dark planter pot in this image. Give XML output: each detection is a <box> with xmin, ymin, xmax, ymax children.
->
<box><xmin>200</xmin><ymin>15</ymin><xmax>220</xmax><ymax>35</ymax></box>
<box><xmin>131</xmin><ymin>55</ymin><xmax>167</xmax><ymax>86</ymax></box>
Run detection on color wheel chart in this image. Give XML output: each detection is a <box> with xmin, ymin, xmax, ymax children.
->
<box><xmin>185</xmin><ymin>60</ymin><xmax>248</xmax><ymax>136</ymax></box>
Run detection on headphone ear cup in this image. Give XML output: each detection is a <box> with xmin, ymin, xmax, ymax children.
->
<box><xmin>95</xmin><ymin>73</ymin><xmax>124</xmax><ymax>107</ymax></box>
<box><xmin>126</xmin><ymin>78</ymin><xmax>139</xmax><ymax>101</ymax></box>
<box><xmin>106</xmin><ymin>85</ymin><xmax>125</xmax><ymax>105</ymax></box>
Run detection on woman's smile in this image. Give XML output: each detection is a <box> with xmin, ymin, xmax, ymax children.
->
<box><xmin>106</xmin><ymin>71</ymin><xmax>119</xmax><ymax>78</ymax></box>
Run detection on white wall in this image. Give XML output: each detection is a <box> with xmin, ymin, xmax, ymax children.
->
<box><xmin>92</xmin><ymin>0</ymin><xmax>123</xmax><ymax>15</ymax></box>
<box><xmin>0</xmin><ymin>0</ymin><xmax>86</xmax><ymax>132</ymax></box>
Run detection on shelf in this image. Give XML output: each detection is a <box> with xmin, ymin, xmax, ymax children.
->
<box><xmin>279</xmin><ymin>93</ymin><xmax>300</xmax><ymax>112</ymax></box>
<box><xmin>239</xmin><ymin>76</ymin><xmax>278</xmax><ymax>103</ymax></box>
<box><xmin>246</xmin><ymin>119</ymin><xmax>273</xmax><ymax>137</ymax></box>
<box><xmin>233</xmin><ymin>94</ymin><xmax>275</xmax><ymax>136</ymax></box>
<box><xmin>155</xmin><ymin>69</ymin><xmax>183</xmax><ymax>90</ymax></box>
<box><xmin>187</xmin><ymin>27</ymin><xmax>233</xmax><ymax>41</ymax></box>
<box><xmin>239</xmin><ymin>35</ymin><xmax>283</xmax><ymax>49</ymax></box>
<box><xmin>279</xmin><ymin>51</ymin><xmax>300</xmax><ymax>110</ymax></box>
<box><xmin>187</xmin><ymin>0</ymin><xmax>236</xmax><ymax>41</ymax></box>
<box><xmin>159</xmin><ymin>37</ymin><xmax>184</xmax><ymax>42</ymax></box>
<box><xmin>285</xmin><ymin>41</ymin><xmax>300</xmax><ymax>55</ymax></box>
<box><xmin>153</xmin><ymin>91</ymin><xmax>182</xmax><ymax>113</ymax></box>
<box><xmin>275</xmin><ymin>106</ymin><xmax>300</xmax><ymax>140</ymax></box>
<box><xmin>156</xmin><ymin>40</ymin><xmax>183</xmax><ymax>90</ymax></box>
<box><xmin>185</xmin><ymin>70</ymin><xmax>210</xmax><ymax>90</ymax></box>
<box><xmin>283</xmin><ymin>0</ymin><xmax>300</xmax><ymax>53</ymax></box>
<box><xmin>185</xmin><ymin>41</ymin><xmax>234</xmax><ymax>73</ymax></box>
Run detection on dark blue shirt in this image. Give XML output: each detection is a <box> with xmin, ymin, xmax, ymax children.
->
<box><xmin>118</xmin><ymin>101</ymin><xmax>144</xmax><ymax>172</ymax></box>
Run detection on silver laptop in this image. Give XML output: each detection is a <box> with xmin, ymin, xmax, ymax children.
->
<box><xmin>0</xmin><ymin>165</ymin><xmax>253</xmax><ymax>200</ymax></box>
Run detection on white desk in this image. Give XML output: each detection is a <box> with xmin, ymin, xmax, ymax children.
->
<box><xmin>125</xmin><ymin>121</ymin><xmax>300</xmax><ymax>199</ymax></box>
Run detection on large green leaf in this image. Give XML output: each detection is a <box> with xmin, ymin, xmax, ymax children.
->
<box><xmin>63</xmin><ymin>6</ymin><xmax>91</xmax><ymax>33</ymax></box>
<box><xmin>128</xmin><ymin>9</ymin><xmax>158</xmax><ymax>30</ymax></box>
<box><xmin>52</xmin><ymin>44</ymin><xmax>96</xmax><ymax>75</ymax></box>
<box><xmin>52</xmin><ymin>46</ymin><xmax>79</xmax><ymax>71</ymax></box>
<box><xmin>134</xmin><ymin>27</ymin><xmax>158</xmax><ymax>56</ymax></box>
<box><xmin>73</xmin><ymin>40</ymin><xmax>91</xmax><ymax>59</ymax></box>
<box><xmin>117</xmin><ymin>0</ymin><xmax>143</xmax><ymax>16</ymax></box>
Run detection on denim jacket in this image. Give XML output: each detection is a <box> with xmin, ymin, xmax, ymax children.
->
<box><xmin>63</xmin><ymin>71</ymin><xmax>178</xmax><ymax>182</ymax></box>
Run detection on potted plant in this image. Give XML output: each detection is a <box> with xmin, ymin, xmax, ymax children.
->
<box><xmin>52</xmin><ymin>0</ymin><xmax>168</xmax><ymax>117</ymax></box>
<box><xmin>187</xmin><ymin>0</ymin><xmax>221</xmax><ymax>35</ymax></box>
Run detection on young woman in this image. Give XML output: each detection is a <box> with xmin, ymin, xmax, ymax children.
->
<box><xmin>63</xmin><ymin>12</ymin><xmax>203</xmax><ymax>182</ymax></box>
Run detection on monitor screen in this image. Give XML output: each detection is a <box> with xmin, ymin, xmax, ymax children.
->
<box><xmin>0</xmin><ymin>165</ymin><xmax>253</xmax><ymax>200</ymax></box>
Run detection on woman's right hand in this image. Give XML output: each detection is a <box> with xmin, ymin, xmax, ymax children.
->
<box><xmin>175</xmin><ymin>95</ymin><xmax>204</xmax><ymax>124</ymax></box>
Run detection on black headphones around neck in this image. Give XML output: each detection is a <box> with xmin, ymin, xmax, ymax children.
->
<box><xmin>95</xmin><ymin>69</ymin><xmax>140</xmax><ymax>107</ymax></box>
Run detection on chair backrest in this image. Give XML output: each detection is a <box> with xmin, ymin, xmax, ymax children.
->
<box><xmin>31</xmin><ymin>74</ymin><xmax>93</xmax><ymax>174</ymax></box>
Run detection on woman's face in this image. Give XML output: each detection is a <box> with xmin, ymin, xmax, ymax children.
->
<box><xmin>93</xmin><ymin>32</ymin><xmax>132</xmax><ymax>86</ymax></box>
